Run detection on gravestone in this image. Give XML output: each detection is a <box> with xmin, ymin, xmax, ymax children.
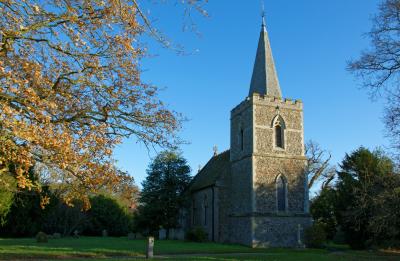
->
<box><xmin>102</xmin><ymin>229</ymin><xmax>108</xmax><ymax>237</ymax></box>
<box><xmin>158</xmin><ymin>229</ymin><xmax>166</xmax><ymax>240</ymax></box>
<box><xmin>297</xmin><ymin>224</ymin><xmax>304</xmax><ymax>248</ymax></box>
<box><xmin>146</xmin><ymin>236</ymin><xmax>154</xmax><ymax>259</ymax></box>
<box><xmin>128</xmin><ymin>233</ymin><xmax>135</xmax><ymax>240</ymax></box>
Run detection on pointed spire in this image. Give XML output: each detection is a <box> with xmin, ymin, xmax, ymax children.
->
<box><xmin>249</xmin><ymin>13</ymin><xmax>282</xmax><ymax>97</ymax></box>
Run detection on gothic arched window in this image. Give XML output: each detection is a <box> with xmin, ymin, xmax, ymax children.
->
<box><xmin>273</xmin><ymin>116</ymin><xmax>285</xmax><ymax>149</ymax></box>
<box><xmin>277</xmin><ymin>175</ymin><xmax>287</xmax><ymax>212</ymax></box>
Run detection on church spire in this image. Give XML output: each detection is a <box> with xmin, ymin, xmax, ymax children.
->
<box><xmin>249</xmin><ymin>13</ymin><xmax>282</xmax><ymax>97</ymax></box>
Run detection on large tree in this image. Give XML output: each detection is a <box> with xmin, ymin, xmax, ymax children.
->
<box><xmin>311</xmin><ymin>147</ymin><xmax>400</xmax><ymax>249</ymax></box>
<box><xmin>348</xmin><ymin>0</ymin><xmax>400</xmax><ymax>156</ymax></box>
<box><xmin>137</xmin><ymin>151</ymin><xmax>191</xmax><ymax>236</ymax></box>
<box><xmin>0</xmin><ymin>0</ymin><xmax>206</xmax><ymax>207</ymax></box>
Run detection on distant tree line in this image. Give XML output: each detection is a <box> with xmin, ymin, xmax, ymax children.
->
<box><xmin>0</xmin><ymin>150</ymin><xmax>191</xmax><ymax>239</ymax></box>
<box><xmin>0</xmin><ymin>167</ymin><xmax>138</xmax><ymax>237</ymax></box>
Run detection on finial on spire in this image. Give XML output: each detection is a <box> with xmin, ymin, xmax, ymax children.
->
<box><xmin>261</xmin><ymin>0</ymin><xmax>266</xmax><ymax>28</ymax></box>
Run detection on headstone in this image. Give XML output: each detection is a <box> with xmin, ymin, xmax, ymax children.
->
<box><xmin>158</xmin><ymin>229</ymin><xmax>166</xmax><ymax>240</ymax></box>
<box><xmin>53</xmin><ymin>233</ymin><xmax>61</xmax><ymax>239</ymax></box>
<box><xmin>128</xmin><ymin>233</ymin><xmax>135</xmax><ymax>240</ymax></box>
<box><xmin>297</xmin><ymin>224</ymin><xmax>304</xmax><ymax>247</ymax></box>
<box><xmin>102</xmin><ymin>229</ymin><xmax>108</xmax><ymax>237</ymax></box>
<box><xmin>146</xmin><ymin>236</ymin><xmax>154</xmax><ymax>259</ymax></box>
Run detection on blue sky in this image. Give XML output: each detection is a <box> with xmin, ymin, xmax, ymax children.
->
<box><xmin>114</xmin><ymin>0</ymin><xmax>387</xmax><ymax>192</ymax></box>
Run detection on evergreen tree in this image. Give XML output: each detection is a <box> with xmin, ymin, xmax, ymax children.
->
<box><xmin>137</xmin><ymin>151</ymin><xmax>191</xmax><ymax>236</ymax></box>
<box><xmin>312</xmin><ymin>147</ymin><xmax>400</xmax><ymax>249</ymax></box>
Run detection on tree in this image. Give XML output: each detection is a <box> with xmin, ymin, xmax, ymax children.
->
<box><xmin>310</xmin><ymin>147</ymin><xmax>400</xmax><ymax>248</ymax></box>
<box><xmin>137</xmin><ymin>151</ymin><xmax>191</xmax><ymax>236</ymax></box>
<box><xmin>0</xmin><ymin>0</ymin><xmax>207</xmax><ymax>206</ymax></box>
<box><xmin>348</xmin><ymin>0</ymin><xmax>400</xmax><ymax>156</ymax></box>
<box><xmin>0</xmin><ymin>172</ymin><xmax>16</xmax><ymax>225</ymax></box>
<box><xmin>305</xmin><ymin>140</ymin><xmax>335</xmax><ymax>190</ymax></box>
<box><xmin>85</xmin><ymin>194</ymin><xmax>133</xmax><ymax>236</ymax></box>
<box><xmin>335</xmin><ymin>147</ymin><xmax>399</xmax><ymax>248</ymax></box>
<box><xmin>310</xmin><ymin>187</ymin><xmax>338</xmax><ymax>240</ymax></box>
<box><xmin>108</xmin><ymin>171</ymin><xmax>139</xmax><ymax>211</ymax></box>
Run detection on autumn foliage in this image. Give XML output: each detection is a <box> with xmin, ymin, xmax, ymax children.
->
<box><xmin>0</xmin><ymin>0</ymin><xmax>204</xmax><ymax>207</ymax></box>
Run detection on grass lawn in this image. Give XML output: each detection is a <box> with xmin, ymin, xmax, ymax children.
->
<box><xmin>0</xmin><ymin>237</ymin><xmax>399</xmax><ymax>260</ymax></box>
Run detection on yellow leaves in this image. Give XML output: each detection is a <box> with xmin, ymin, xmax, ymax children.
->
<box><xmin>0</xmin><ymin>0</ymin><xmax>181</xmax><ymax>209</ymax></box>
<box><xmin>32</xmin><ymin>5</ymin><xmax>40</xmax><ymax>14</ymax></box>
<box><xmin>40</xmin><ymin>195</ymin><xmax>50</xmax><ymax>209</ymax></box>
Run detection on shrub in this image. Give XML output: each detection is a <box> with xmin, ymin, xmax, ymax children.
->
<box><xmin>36</xmin><ymin>232</ymin><xmax>48</xmax><ymax>243</ymax></box>
<box><xmin>304</xmin><ymin>223</ymin><xmax>327</xmax><ymax>248</ymax></box>
<box><xmin>185</xmin><ymin>227</ymin><xmax>208</xmax><ymax>242</ymax></box>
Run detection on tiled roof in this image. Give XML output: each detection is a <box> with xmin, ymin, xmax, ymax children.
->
<box><xmin>189</xmin><ymin>150</ymin><xmax>231</xmax><ymax>192</ymax></box>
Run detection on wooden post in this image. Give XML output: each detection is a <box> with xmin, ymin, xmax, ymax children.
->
<box><xmin>146</xmin><ymin>236</ymin><xmax>154</xmax><ymax>259</ymax></box>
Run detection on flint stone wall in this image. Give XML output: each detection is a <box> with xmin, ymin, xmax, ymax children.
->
<box><xmin>252</xmin><ymin>215</ymin><xmax>312</xmax><ymax>248</ymax></box>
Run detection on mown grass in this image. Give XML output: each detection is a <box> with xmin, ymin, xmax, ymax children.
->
<box><xmin>0</xmin><ymin>237</ymin><xmax>398</xmax><ymax>260</ymax></box>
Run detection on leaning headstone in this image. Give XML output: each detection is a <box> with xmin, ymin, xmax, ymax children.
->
<box><xmin>102</xmin><ymin>229</ymin><xmax>108</xmax><ymax>237</ymax></box>
<box><xmin>146</xmin><ymin>236</ymin><xmax>154</xmax><ymax>259</ymax></box>
<box><xmin>53</xmin><ymin>233</ymin><xmax>61</xmax><ymax>239</ymax></box>
<box><xmin>128</xmin><ymin>233</ymin><xmax>135</xmax><ymax>240</ymax></box>
<box><xmin>36</xmin><ymin>232</ymin><xmax>48</xmax><ymax>243</ymax></box>
<box><xmin>158</xmin><ymin>229</ymin><xmax>166</xmax><ymax>240</ymax></box>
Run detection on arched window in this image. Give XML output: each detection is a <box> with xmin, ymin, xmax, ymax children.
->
<box><xmin>240</xmin><ymin>128</ymin><xmax>244</xmax><ymax>151</ymax></box>
<box><xmin>272</xmin><ymin>116</ymin><xmax>285</xmax><ymax>149</ymax></box>
<box><xmin>192</xmin><ymin>200</ymin><xmax>196</xmax><ymax>225</ymax></box>
<box><xmin>275</xmin><ymin>125</ymin><xmax>283</xmax><ymax>148</ymax></box>
<box><xmin>203</xmin><ymin>195</ymin><xmax>208</xmax><ymax>226</ymax></box>
<box><xmin>277</xmin><ymin>175</ymin><xmax>287</xmax><ymax>212</ymax></box>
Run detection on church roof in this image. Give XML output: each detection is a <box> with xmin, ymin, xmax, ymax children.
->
<box><xmin>189</xmin><ymin>150</ymin><xmax>231</xmax><ymax>192</ymax></box>
<box><xmin>249</xmin><ymin>17</ymin><xmax>282</xmax><ymax>97</ymax></box>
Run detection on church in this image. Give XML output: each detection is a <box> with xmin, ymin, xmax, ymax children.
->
<box><xmin>184</xmin><ymin>17</ymin><xmax>312</xmax><ymax>248</ymax></box>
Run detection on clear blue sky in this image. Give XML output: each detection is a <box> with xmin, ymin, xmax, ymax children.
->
<box><xmin>113</xmin><ymin>0</ymin><xmax>387</xmax><ymax>192</ymax></box>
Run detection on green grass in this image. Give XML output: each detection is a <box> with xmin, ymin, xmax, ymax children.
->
<box><xmin>0</xmin><ymin>237</ymin><xmax>398</xmax><ymax>260</ymax></box>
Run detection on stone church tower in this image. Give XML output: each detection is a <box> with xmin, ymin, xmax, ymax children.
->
<box><xmin>185</xmin><ymin>17</ymin><xmax>311</xmax><ymax>248</ymax></box>
<box><xmin>229</xmin><ymin>17</ymin><xmax>311</xmax><ymax>247</ymax></box>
